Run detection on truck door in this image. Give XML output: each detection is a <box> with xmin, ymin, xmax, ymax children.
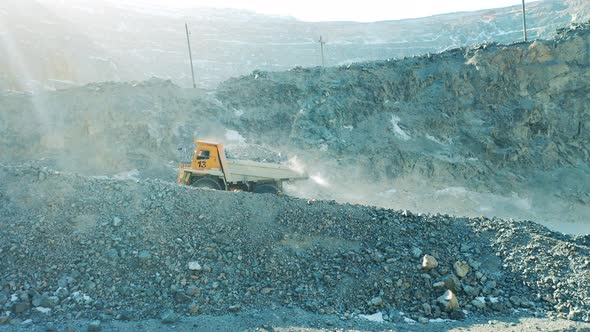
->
<box><xmin>193</xmin><ymin>143</ymin><xmax>222</xmax><ymax>170</ymax></box>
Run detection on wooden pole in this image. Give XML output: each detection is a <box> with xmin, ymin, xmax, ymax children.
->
<box><xmin>318</xmin><ymin>35</ymin><xmax>326</xmax><ymax>67</ymax></box>
<box><xmin>185</xmin><ymin>22</ymin><xmax>196</xmax><ymax>88</ymax></box>
<box><xmin>521</xmin><ymin>0</ymin><xmax>528</xmax><ymax>42</ymax></box>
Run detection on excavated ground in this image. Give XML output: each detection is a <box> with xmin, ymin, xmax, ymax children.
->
<box><xmin>215</xmin><ymin>22</ymin><xmax>590</xmax><ymax>233</ymax></box>
<box><xmin>0</xmin><ymin>164</ymin><xmax>589</xmax><ymax>331</ymax></box>
<box><xmin>1</xmin><ymin>20</ymin><xmax>590</xmax><ymax>332</ymax></box>
<box><xmin>1</xmin><ymin>24</ymin><xmax>589</xmax><ymax>234</ymax></box>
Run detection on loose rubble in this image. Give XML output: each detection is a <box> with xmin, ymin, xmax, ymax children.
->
<box><xmin>0</xmin><ymin>18</ymin><xmax>589</xmax><ymax>332</ymax></box>
<box><xmin>0</xmin><ymin>164</ymin><xmax>589</xmax><ymax>327</ymax></box>
<box><xmin>437</xmin><ymin>290</ymin><xmax>459</xmax><ymax>312</ymax></box>
<box><xmin>422</xmin><ymin>255</ymin><xmax>439</xmax><ymax>271</ymax></box>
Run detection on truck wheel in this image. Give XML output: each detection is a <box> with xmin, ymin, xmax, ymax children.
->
<box><xmin>192</xmin><ymin>178</ymin><xmax>221</xmax><ymax>190</ymax></box>
<box><xmin>254</xmin><ymin>183</ymin><xmax>279</xmax><ymax>194</ymax></box>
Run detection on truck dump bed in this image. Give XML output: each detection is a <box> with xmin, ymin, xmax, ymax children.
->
<box><xmin>224</xmin><ymin>159</ymin><xmax>307</xmax><ymax>184</ymax></box>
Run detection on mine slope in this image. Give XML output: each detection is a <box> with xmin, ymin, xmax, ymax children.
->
<box><xmin>0</xmin><ymin>11</ymin><xmax>590</xmax><ymax>332</ymax></box>
<box><xmin>1</xmin><ymin>22</ymin><xmax>588</xmax><ymax>233</ymax></box>
<box><xmin>216</xmin><ymin>21</ymin><xmax>590</xmax><ymax>233</ymax></box>
<box><xmin>1</xmin><ymin>0</ymin><xmax>590</xmax><ymax>91</ymax></box>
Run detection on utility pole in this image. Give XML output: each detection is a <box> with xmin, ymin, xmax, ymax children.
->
<box><xmin>318</xmin><ymin>35</ymin><xmax>326</xmax><ymax>67</ymax></box>
<box><xmin>521</xmin><ymin>0</ymin><xmax>528</xmax><ymax>42</ymax></box>
<box><xmin>185</xmin><ymin>22</ymin><xmax>196</xmax><ymax>88</ymax></box>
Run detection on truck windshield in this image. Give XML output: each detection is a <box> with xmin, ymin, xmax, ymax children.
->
<box><xmin>197</xmin><ymin>150</ymin><xmax>210</xmax><ymax>160</ymax></box>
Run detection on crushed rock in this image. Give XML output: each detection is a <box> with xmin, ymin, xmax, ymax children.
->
<box><xmin>0</xmin><ymin>164</ymin><xmax>588</xmax><ymax>324</ymax></box>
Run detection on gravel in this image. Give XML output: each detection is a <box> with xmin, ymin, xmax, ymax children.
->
<box><xmin>224</xmin><ymin>144</ymin><xmax>288</xmax><ymax>164</ymax></box>
<box><xmin>0</xmin><ymin>21</ymin><xmax>589</xmax><ymax>331</ymax></box>
<box><xmin>0</xmin><ymin>163</ymin><xmax>589</xmax><ymax>327</ymax></box>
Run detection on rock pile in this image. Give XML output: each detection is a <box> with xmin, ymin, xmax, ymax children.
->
<box><xmin>0</xmin><ymin>164</ymin><xmax>588</xmax><ymax>326</ymax></box>
<box><xmin>224</xmin><ymin>144</ymin><xmax>288</xmax><ymax>164</ymax></box>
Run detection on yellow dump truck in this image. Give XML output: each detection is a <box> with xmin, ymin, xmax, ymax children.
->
<box><xmin>178</xmin><ymin>139</ymin><xmax>307</xmax><ymax>194</ymax></box>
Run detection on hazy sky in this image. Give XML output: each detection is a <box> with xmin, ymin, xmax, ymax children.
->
<box><xmin>119</xmin><ymin>0</ymin><xmax>537</xmax><ymax>22</ymax></box>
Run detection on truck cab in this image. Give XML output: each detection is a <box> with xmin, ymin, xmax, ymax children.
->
<box><xmin>192</xmin><ymin>141</ymin><xmax>224</xmax><ymax>171</ymax></box>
